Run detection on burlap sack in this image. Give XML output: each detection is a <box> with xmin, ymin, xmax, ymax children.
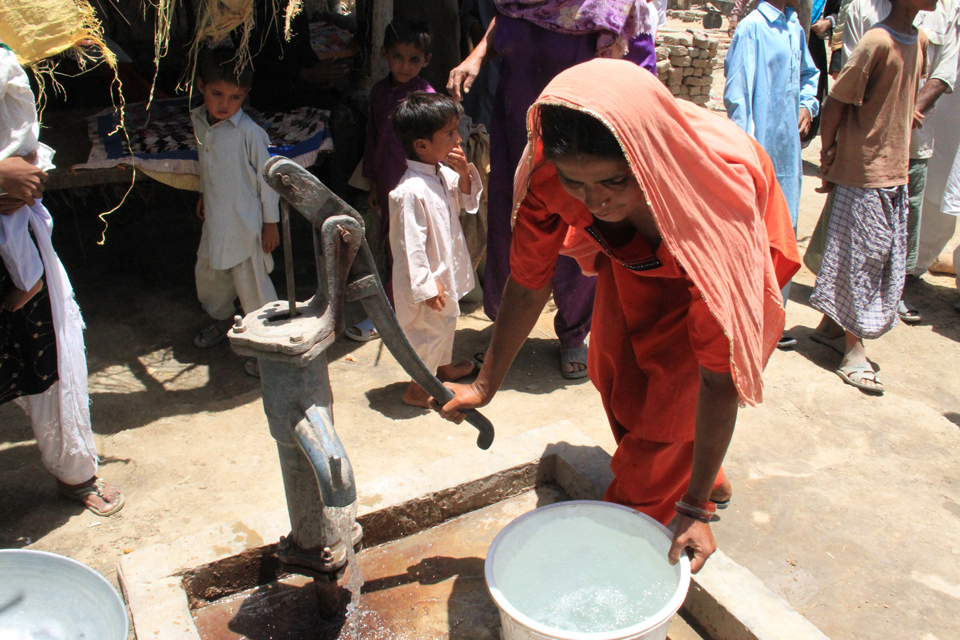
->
<box><xmin>0</xmin><ymin>0</ymin><xmax>113</xmax><ymax>66</ymax></box>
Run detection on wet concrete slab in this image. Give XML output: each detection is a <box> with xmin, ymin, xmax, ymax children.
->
<box><xmin>191</xmin><ymin>485</ymin><xmax>568</xmax><ymax>640</ymax></box>
<box><xmin>121</xmin><ymin>423</ymin><xmax>826</xmax><ymax>640</ymax></box>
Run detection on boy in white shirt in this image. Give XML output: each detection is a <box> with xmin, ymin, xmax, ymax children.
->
<box><xmin>191</xmin><ymin>49</ymin><xmax>280</xmax><ymax>377</ymax></box>
<box><xmin>389</xmin><ymin>92</ymin><xmax>482</xmax><ymax>407</ymax></box>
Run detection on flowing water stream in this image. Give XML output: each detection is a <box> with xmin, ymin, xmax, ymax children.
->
<box><xmin>328</xmin><ymin>503</ymin><xmax>365</xmax><ymax>640</ymax></box>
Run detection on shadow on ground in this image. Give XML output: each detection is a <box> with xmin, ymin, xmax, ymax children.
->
<box><xmin>903</xmin><ymin>276</ymin><xmax>960</xmax><ymax>344</ymax></box>
<box><xmin>785</xmin><ymin>277</ymin><xmax>960</xmax><ymax>346</ymax></box>
<box><xmin>362</xmin><ymin>327</ymin><xmax>588</xmax><ymax>422</ymax></box>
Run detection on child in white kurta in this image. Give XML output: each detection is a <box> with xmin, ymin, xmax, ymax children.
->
<box><xmin>190</xmin><ymin>49</ymin><xmax>280</xmax><ymax>377</ymax></box>
<box><xmin>0</xmin><ymin>41</ymin><xmax>123</xmax><ymax>516</ymax></box>
<box><xmin>388</xmin><ymin>92</ymin><xmax>482</xmax><ymax>407</ymax></box>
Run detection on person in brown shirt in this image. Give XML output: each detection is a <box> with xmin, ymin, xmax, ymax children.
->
<box><xmin>825</xmin><ymin>24</ymin><xmax>927</xmax><ymax>187</ymax></box>
<box><xmin>806</xmin><ymin>0</ymin><xmax>930</xmax><ymax>396</ymax></box>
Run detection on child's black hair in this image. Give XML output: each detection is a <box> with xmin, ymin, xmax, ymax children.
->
<box><xmin>198</xmin><ymin>47</ymin><xmax>253</xmax><ymax>89</ymax></box>
<box><xmin>392</xmin><ymin>92</ymin><xmax>463</xmax><ymax>158</ymax></box>
<box><xmin>538</xmin><ymin>104</ymin><xmax>624</xmax><ymax>161</ymax></box>
<box><xmin>383</xmin><ymin>16</ymin><xmax>432</xmax><ymax>54</ymax></box>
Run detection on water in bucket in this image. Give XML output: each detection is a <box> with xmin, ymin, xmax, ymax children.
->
<box><xmin>496</xmin><ymin>514</ymin><xmax>676</xmax><ymax>633</ymax></box>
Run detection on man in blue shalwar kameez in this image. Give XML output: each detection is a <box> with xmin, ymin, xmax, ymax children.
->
<box><xmin>723</xmin><ymin>0</ymin><xmax>820</xmax><ymax>348</ymax></box>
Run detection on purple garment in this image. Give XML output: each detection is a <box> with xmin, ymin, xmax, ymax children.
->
<box><xmin>484</xmin><ymin>14</ymin><xmax>656</xmax><ymax>348</ymax></box>
<box><xmin>494</xmin><ymin>0</ymin><xmax>656</xmax><ymax>59</ymax></box>
<box><xmin>363</xmin><ymin>75</ymin><xmax>436</xmax><ymax>235</ymax></box>
<box><xmin>495</xmin><ymin>0</ymin><xmax>654</xmax><ymax>39</ymax></box>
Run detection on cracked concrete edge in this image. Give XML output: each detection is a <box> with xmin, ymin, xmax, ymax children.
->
<box><xmin>118</xmin><ymin>419</ymin><xmax>830</xmax><ymax>640</ymax></box>
<box><xmin>118</xmin><ymin>511</ymin><xmax>291</xmax><ymax>640</ymax></box>
<box><xmin>115</xmin><ymin>571</ymin><xmax>198</xmax><ymax>640</ymax></box>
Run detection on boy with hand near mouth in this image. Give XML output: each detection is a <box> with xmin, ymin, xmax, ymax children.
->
<box><xmin>389</xmin><ymin>92</ymin><xmax>481</xmax><ymax>407</ymax></box>
<box><xmin>191</xmin><ymin>48</ymin><xmax>280</xmax><ymax>378</ymax></box>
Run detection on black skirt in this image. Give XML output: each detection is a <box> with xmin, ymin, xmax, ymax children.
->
<box><xmin>0</xmin><ymin>252</ymin><xmax>59</xmax><ymax>405</ymax></box>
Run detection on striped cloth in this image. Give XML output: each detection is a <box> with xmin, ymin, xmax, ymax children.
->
<box><xmin>810</xmin><ymin>184</ymin><xmax>908</xmax><ymax>339</ymax></box>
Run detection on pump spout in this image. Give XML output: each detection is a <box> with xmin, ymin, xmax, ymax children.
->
<box><xmin>292</xmin><ymin>404</ymin><xmax>357</xmax><ymax>508</ymax></box>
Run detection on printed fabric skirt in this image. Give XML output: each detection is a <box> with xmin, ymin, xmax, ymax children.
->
<box><xmin>0</xmin><ymin>257</ymin><xmax>58</xmax><ymax>405</ymax></box>
<box><xmin>810</xmin><ymin>184</ymin><xmax>908</xmax><ymax>339</ymax></box>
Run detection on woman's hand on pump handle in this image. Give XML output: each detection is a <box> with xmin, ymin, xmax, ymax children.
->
<box><xmin>429</xmin><ymin>381</ymin><xmax>489</xmax><ymax>423</ymax></box>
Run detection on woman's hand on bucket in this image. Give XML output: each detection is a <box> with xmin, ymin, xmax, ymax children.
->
<box><xmin>429</xmin><ymin>382</ymin><xmax>490</xmax><ymax>424</ymax></box>
<box><xmin>668</xmin><ymin>515</ymin><xmax>716</xmax><ymax>574</ymax></box>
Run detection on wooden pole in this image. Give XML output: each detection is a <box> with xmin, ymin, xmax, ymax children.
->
<box><xmin>371</xmin><ymin>0</ymin><xmax>393</xmax><ymax>81</ymax></box>
<box><xmin>798</xmin><ymin>0</ymin><xmax>813</xmax><ymax>36</ymax></box>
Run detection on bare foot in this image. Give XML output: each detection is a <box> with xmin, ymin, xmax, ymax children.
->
<box><xmin>437</xmin><ymin>359</ymin><xmax>476</xmax><ymax>382</ymax></box>
<box><xmin>58</xmin><ymin>477</ymin><xmax>124</xmax><ymax>516</ymax></box>
<box><xmin>402</xmin><ymin>381</ymin><xmax>432</xmax><ymax>408</ymax></box>
<box><xmin>1</xmin><ymin>279</ymin><xmax>42</xmax><ymax>312</ymax></box>
<box><xmin>710</xmin><ymin>476</ymin><xmax>733</xmax><ymax>504</ymax></box>
<box><xmin>562</xmin><ymin>361</ymin><xmax>586</xmax><ymax>375</ymax></box>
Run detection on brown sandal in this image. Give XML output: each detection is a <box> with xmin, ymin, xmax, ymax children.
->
<box><xmin>59</xmin><ymin>478</ymin><xmax>125</xmax><ymax>517</ymax></box>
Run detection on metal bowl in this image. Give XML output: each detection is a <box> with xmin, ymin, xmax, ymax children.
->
<box><xmin>0</xmin><ymin>549</ymin><xmax>128</xmax><ymax>640</ymax></box>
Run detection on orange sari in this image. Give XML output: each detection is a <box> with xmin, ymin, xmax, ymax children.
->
<box><xmin>508</xmin><ymin>59</ymin><xmax>799</xmax><ymax>523</ymax></box>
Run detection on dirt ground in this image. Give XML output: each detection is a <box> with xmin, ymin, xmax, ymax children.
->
<box><xmin>3</xmin><ymin>26</ymin><xmax>960</xmax><ymax>640</ymax></box>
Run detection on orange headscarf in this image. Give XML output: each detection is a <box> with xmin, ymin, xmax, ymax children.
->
<box><xmin>515</xmin><ymin>58</ymin><xmax>800</xmax><ymax>405</ymax></box>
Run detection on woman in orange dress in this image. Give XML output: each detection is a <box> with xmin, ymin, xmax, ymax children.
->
<box><xmin>433</xmin><ymin>58</ymin><xmax>799</xmax><ymax>572</ymax></box>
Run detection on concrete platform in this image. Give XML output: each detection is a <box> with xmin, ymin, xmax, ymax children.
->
<box><xmin>119</xmin><ymin>421</ymin><xmax>829</xmax><ymax>640</ymax></box>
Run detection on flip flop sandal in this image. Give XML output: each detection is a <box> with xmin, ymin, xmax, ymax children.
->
<box><xmin>897</xmin><ymin>299</ymin><xmax>922</xmax><ymax>324</ymax></box>
<box><xmin>59</xmin><ymin>478</ymin><xmax>125</xmax><ymax>517</ymax></box>
<box><xmin>244</xmin><ymin>357</ymin><xmax>261</xmax><ymax>378</ymax></box>
<box><xmin>194</xmin><ymin>322</ymin><xmax>230</xmax><ymax>349</ymax></box>
<box><xmin>777</xmin><ymin>334</ymin><xmax>797</xmax><ymax>350</ymax></box>
<box><xmin>345</xmin><ymin>318</ymin><xmax>380</xmax><ymax>342</ymax></box>
<box><xmin>560</xmin><ymin>346</ymin><xmax>589</xmax><ymax>380</ymax></box>
<box><xmin>474</xmin><ymin>350</ymin><xmax>486</xmax><ymax>366</ymax></box>
<box><xmin>810</xmin><ymin>332</ymin><xmax>845</xmax><ymax>356</ymax></box>
<box><xmin>836</xmin><ymin>362</ymin><xmax>884</xmax><ymax>395</ymax></box>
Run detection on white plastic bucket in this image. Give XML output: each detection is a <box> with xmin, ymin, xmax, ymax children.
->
<box><xmin>485</xmin><ymin>500</ymin><xmax>690</xmax><ymax>640</ymax></box>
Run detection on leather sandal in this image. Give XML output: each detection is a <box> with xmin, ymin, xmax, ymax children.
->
<box><xmin>194</xmin><ymin>320</ymin><xmax>231</xmax><ymax>349</ymax></box>
<box><xmin>836</xmin><ymin>362</ymin><xmax>884</xmax><ymax>395</ymax></box>
<box><xmin>59</xmin><ymin>478</ymin><xmax>125</xmax><ymax>517</ymax></box>
<box><xmin>897</xmin><ymin>299</ymin><xmax>922</xmax><ymax>324</ymax></box>
<box><xmin>560</xmin><ymin>346</ymin><xmax>589</xmax><ymax>380</ymax></box>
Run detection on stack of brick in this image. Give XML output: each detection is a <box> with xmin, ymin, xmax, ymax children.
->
<box><xmin>653</xmin><ymin>30</ymin><xmax>719</xmax><ymax>107</ymax></box>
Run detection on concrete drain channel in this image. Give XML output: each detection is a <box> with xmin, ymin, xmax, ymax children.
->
<box><xmin>119</xmin><ymin>421</ymin><xmax>830</xmax><ymax>640</ymax></box>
